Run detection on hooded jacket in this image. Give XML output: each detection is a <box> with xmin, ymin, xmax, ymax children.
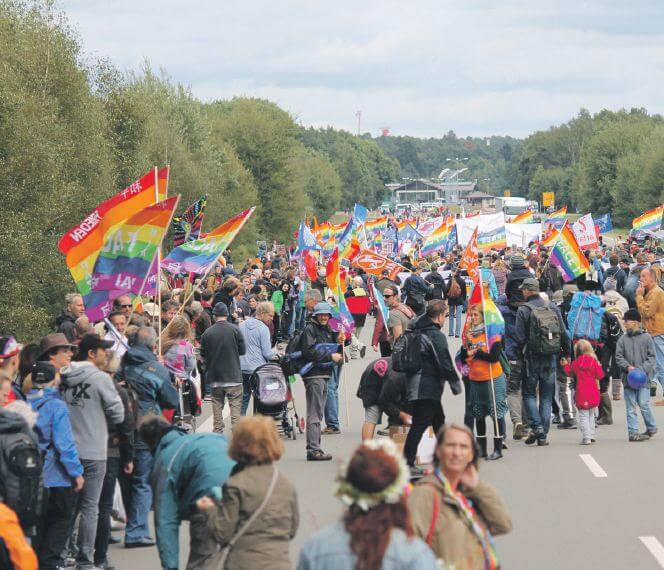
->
<box><xmin>55</xmin><ymin>311</ymin><xmax>77</xmax><ymax>342</ymax></box>
<box><xmin>60</xmin><ymin>361</ymin><xmax>124</xmax><ymax>460</ymax></box>
<box><xmin>301</xmin><ymin>319</ymin><xmax>339</xmax><ymax>380</ymax></box>
<box><xmin>27</xmin><ymin>387</ymin><xmax>83</xmax><ymax>487</ymax></box>
<box><xmin>239</xmin><ymin>317</ymin><xmax>277</xmax><ymax>374</ymax></box>
<box><xmin>505</xmin><ymin>267</ymin><xmax>532</xmax><ymax>308</ymax></box>
<box><xmin>200</xmin><ymin>319</ymin><xmax>246</xmax><ymax>386</ymax></box>
<box><xmin>615</xmin><ymin>327</ymin><xmax>657</xmax><ymax>385</ymax></box>
<box><xmin>563</xmin><ymin>354</ymin><xmax>602</xmax><ymax>409</ymax></box>
<box><xmin>151</xmin><ymin>429</ymin><xmax>235</xmax><ymax>570</ymax></box>
<box><xmin>406</xmin><ymin>314</ymin><xmax>461</xmax><ymax>401</ymax></box>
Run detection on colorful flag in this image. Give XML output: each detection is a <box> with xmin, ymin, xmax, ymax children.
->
<box><xmin>366</xmin><ymin>216</ymin><xmax>388</xmax><ymax>234</ymax></box>
<box><xmin>511</xmin><ymin>209</ymin><xmax>534</xmax><ymax>224</ymax></box>
<box><xmin>372</xmin><ymin>283</ymin><xmax>390</xmax><ymax>328</ymax></box>
<box><xmin>477</xmin><ymin>226</ymin><xmax>507</xmax><ymax>252</ymax></box>
<box><xmin>325</xmin><ymin>248</ymin><xmax>355</xmax><ymax>334</ymax></box>
<box><xmin>352</xmin><ymin>249</ymin><xmax>407</xmax><ymax>280</ymax></box>
<box><xmin>353</xmin><ymin>204</ymin><xmax>369</xmax><ymax>227</ymax></box>
<box><xmin>373</xmin><ymin>231</ymin><xmax>383</xmax><ymax>251</ymax></box>
<box><xmin>162</xmin><ymin>207</ymin><xmax>255</xmax><ymax>275</ymax></box>
<box><xmin>595</xmin><ymin>213</ymin><xmax>613</xmax><ymax>234</ymax></box>
<box><xmin>459</xmin><ymin>227</ymin><xmax>479</xmax><ymax>283</ymax></box>
<box><xmin>296</xmin><ymin>221</ymin><xmax>320</xmax><ymax>252</ymax></box>
<box><xmin>572</xmin><ymin>213</ymin><xmax>598</xmax><ymax>250</ymax></box>
<box><xmin>85</xmin><ymin>197</ymin><xmax>178</xmax><ymax>320</ymax></box>
<box><xmin>421</xmin><ymin>220</ymin><xmax>450</xmax><ymax>257</ymax></box>
<box><xmin>549</xmin><ymin>221</ymin><xmax>590</xmax><ymax>282</ymax></box>
<box><xmin>540</xmin><ymin>228</ymin><xmax>560</xmax><ymax>249</ymax></box>
<box><xmin>172</xmin><ymin>195</ymin><xmax>207</xmax><ymax>247</ymax></box>
<box><xmin>632</xmin><ymin>205</ymin><xmax>663</xmax><ymax>232</ymax></box>
<box><xmin>544</xmin><ymin>206</ymin><xmax>567</xmax><ymax>231</ymax></box>
<box><xmin>444</xmin><ymin>225</ymin><xmax>457</xmax><ymax>255</ymax></box>
<box><xmin>59</xmin><ymin>167</ymin><xmax>169</xmax><ymax>296</ymax></box>
<box><xmin>302</xmin><ymin>250</ymin><xmax>318</xmax><ymax>281</ymax></box>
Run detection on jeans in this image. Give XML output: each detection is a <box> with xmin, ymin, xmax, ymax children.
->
<box><xmin>303</xmin><ymin>377</ymin><xmax>328</xmax><ymax>453</ymax></box>
<box><xmin>94</xmin><ymin>457</ymin><xmax>119</xmax><ymax>565</ymax></box>
<box><xmin>652</xmin><ymin>335</ymin><xmax>664</xmax><ymax>394</ymax></box>
<box><xmin>125</xmin><ymin>447</ymin><xmax>154</xmax><ymax>543</ymax></box>
<box><xmin>404</xmin><ymin>399</ymin><xmax>445</xmax><ymax>467</ymax></box>
<box><xmin>578</xmin><ymin>408</ymin><xmax>596</xmax><ymax>442</ymax></box>
<box><xmin>37</xmin><ymin>486</ymin><xmax>78</xmax><ymax>570</ymax></box>
<box><xmin>324</xmin><ymin>365</ymin><xmax>340</xmax><ymax>430</ymax></box>
<box><xmin>624</xmin><ymin>386</ymin><xmax>658</xmax><ymax>435</ymax></box>
<box><xmin>241</xmin><ymin>372</ymin><xmax>253</xmax><ymax>415</ymax></box>
<box><xmin>522</xmin><ymin>356</ymin><xmax>557</xmax><ymax>436</ymax></box>
<box><xmin>506</xmin><ymin>360</ymin><xmax>529</xmax><ymax>427</ymax></box>
<box><xmin>74</xmin><ymin>459</ymin><xmax>107</xmax><ymax>566</ymax></box>
<box><xmin>211</xmin><ymin>384</ymin><xmax>243</xmax><ymax>433</ymax></box>
<box><xmin>448</xmin><ymin>305</ymin><xmax>462</xmax><ymax>336</ymax></box>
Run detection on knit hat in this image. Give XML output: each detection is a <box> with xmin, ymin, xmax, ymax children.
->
<box><xmin>509</xmin><ymin>254</ymin><xmax>525</xmax><ymax>269</ymax></box>
<box><xmin>624</xmin><ymin>309</ymin><xmax>641</xmax><ymax>323</ymax></box>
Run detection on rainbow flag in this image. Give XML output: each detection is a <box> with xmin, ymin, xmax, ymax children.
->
<box><xmin>544</xmin><ymin>206</ymin><xmax>567</xmax><ymax>230</ymax></box>
<box><xmin>477</xmin><ymin>226</ymin><xmax>507</xmax><ymax>252</ymax></box>
<box><xmin>511</xmin><ymin>209</ymin><xmax>533</xmax><ymax>224</ymax></box>
<box><xmin>466</xmin><ymin>276</ymin><xmax>505</xmax><ymax>349</ymax></box>
<box><xmin>329</xmin><ymin>222</ymin><xmax>348</xmax><ymax>240</ymax></box>
<box><xmin>366</xmin><ymin>216</ymin><xmax>388</xmax><ymax>234</ymax></box>
<box><xmin>549</xmin><ymin>221</ymin><xmax>590</xmax><ymax>282</ymax></box>
<box><xmin>162</xmin><ymin>207</ymin><xmax>255</xmax><ymax>275</ymax></box>
<box><xmin>420</xmin><ymin>220</ymin><xmax>450</xmax><ymax>257</ymax></box>
<box><xmin>325</xmin><ymin>248</ymin><xmax>355</xmax><ymax>334</ymax></box>
<box><xmin>85</xmin><ymin>197</ymin><xmax>178</xmax><ymax>321</ymax></box>
<box><xmin>373</xmin><ymin>231</ymin><xmax>383</xmax><ymax>251</ymax></box>
<box><xmin>632</xmin><ymin>205</ymin><xmax>664</xmax><ymax>232</ymax></box>
<box><xmin>59</xmin><ymin>167</ymin><xmax>169</xmax><ymax>296</ymax></box>
<box><xmin>540</xmin><ymin>228</ymin><xmax>560</xmax><ymax>248</ymax></box>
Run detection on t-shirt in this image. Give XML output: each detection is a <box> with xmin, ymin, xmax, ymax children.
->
<box><xmin>388</xmin><ymin>305</ymin><xmax>413</xmax><ymax>338</ymax></box>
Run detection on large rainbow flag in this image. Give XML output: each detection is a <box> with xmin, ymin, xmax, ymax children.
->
<box><xmin>477</xmin><ymin>226</ymin><xmax>507</xmax><ymax>252</ymax></box>
<box><xmin>420</xmin><ymin>220</ymin><xmax>450</xmax><ymax>257</ymax></box>
<box><xmin>544</xmin><ymin>206</ymin><xmax>567</xmax><ymax>230</ymax></box>
<box><xmin>464</xmin><ymin>276</ymin><xmax>505</xmax><ymax>349</ymax></box>
<box><xmin>365</xmin><ymin>216</ymin><xmax>388</xmax><ymax>234</ymax></box>
<box><xmin>511</xmin><ymin>209</ymin><xmax>534</xmax><ymax>224</ymax></box>
<box><xmin>162</xmin><ymin>207</ymin><xmax>255</xmax><ymax>275</ymax></box>
<box><xmin>59</xmin><ymin>167</ymin><xmax>168</xmax><ymax>296</ymax></box>
<box><xmin>325</xmin><ymin>248</ymin><xmax>355</xmax><ymax>334</ymax></box>
<box><xmin>632</xmin><ymin>205</ymin><xmax>664</xmax><ymax>232</ymax></box>
<box><xmin>549</xmin><ymin>221</ymin><xmax>590</xmax><ymax>282</ymax></box>
<box><xmin>85</xmin><ymin>197</ymin><xmax>178</xmax><ymax>320</ymax></box>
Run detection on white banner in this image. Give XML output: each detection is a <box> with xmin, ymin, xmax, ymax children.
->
<box><xmin>455</xmin><ymin>212</ymin><xmax>506</xmax><ymax>246</ymax></box>
<box><xmin>505</xmin><ymin>223</ymin><xmax>542</xmax><ymax>247</ymax></box>
<box><xmin>572</xmin><ymin>213</ymin><xmax>598</xmax><ymax>250</ymax></box>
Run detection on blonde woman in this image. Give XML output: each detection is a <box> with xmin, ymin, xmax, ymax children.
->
<box><xmin>161</xmin><ymin>315</ymin><xmax>196</xmax><ymax>382</ymax></box>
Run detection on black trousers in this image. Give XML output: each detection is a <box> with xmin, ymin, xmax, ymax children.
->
<box><xmin>37</xmin><ymin>486</ymin><xmax>78</xmax><ymax>570</ymax></box>
<box><xmin>94</xmin><ymin>456</ymin><xmax>120</xmax><ymax>565</ymax></box>
<box><xmin>404</xmin><ymin>399</ymin><xmax>445</xmax><ymax>466</ymax></box>
<box><xmin>379</xmin><ymin>341</ymin><xmax>392</xmax><ymax>357</ymax></box>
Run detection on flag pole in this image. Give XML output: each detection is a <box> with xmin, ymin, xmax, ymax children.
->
<box><xmin>156</xmin><ymin>166</ymin><xmax>164</xmax><ymax>355</ymax></box>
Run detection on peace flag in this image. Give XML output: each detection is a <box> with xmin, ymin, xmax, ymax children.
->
<box><xmin>477</xmin><ymin>225</ymin><xmax>507</xmax><ymax>252</ymax></box>
<box><xmin>632</xmin><ymin>205</ymin><xmax>663</xmax><ymax>232</ymax></box>
<box><xmin>59</xmin><ymin>167</ymin><xmax>169</xmax><ymax>296</ymax></box>
<box><xmin>544</xmin><ymin>206</ymin><xmax>567</xmax><ymax>231</ymax></box>
<box><xmin>420</xmin><ymin>220</ymin><xmax>450</xmax><ymax>257</ymax></box>
<box><xmin>549</xmin><ymin>221</ymin><xmax>590</xmax><ymax>282</ymax></box>
<box><xmin>162</xmin><ymin>207</ymin><xmax>255</xmax><ymax>275</ymax></box>
<box><xmin>372</xmin><ymin>283</ymin><xmax>390</xmax><ymax>328</ymax></box>
<box><xmin>464</xmin><ymin>276</ymin><xmax>505</xmax><ymax>350</ymax></box>
<box><xmin>511</xmin><ymin>209</ymin><xmax>534</xmax><ymax>224</ymax></box>
<box><xmin>365</xmin><ymin>216</ymin><xmax>388</xmax><ymax>234</ymax></box>
<box><xmin>296</xmin><ymin>221</ymin><xmax>320</xmax><ymax>252</ymax></box>
<box><xmin>325</xmin><ymin>248</ymin><xmax>355</xmax><ymax>334</ymax></box>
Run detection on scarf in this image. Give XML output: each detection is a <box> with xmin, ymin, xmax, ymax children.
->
<box><xmin>434</xmin><ymin>468</ymin><xmax>500</xmax><ymax>570</ymax></box>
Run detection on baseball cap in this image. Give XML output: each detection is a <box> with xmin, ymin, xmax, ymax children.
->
<box><xmin>519</xmin><ymin>278</ymin><xmax>540</xmax><ymax>292</ymax></box>
<box><xmin>0</xmin><ymin>336</ymin><xmax>19</xmax><ymax>359</ymax></box>
<box><xmin>32</xmin><ymin>361</ymin><xmax>57</xmax><ymax>386</ymax></box>
<box><xmin>77</xmin><ymin>334</ymin><xmax>114</xmax><ymax>357</ymax></box>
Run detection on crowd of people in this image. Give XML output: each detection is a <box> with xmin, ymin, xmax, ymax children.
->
<box><xmin>2</xmin><ymin>222</ymin><xmax>664</xmax><ymax>569</ymax></box>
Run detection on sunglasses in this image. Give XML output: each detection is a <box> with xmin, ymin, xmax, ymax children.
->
<box><xmin>119</xmin><ymin>304</ymin><xmax>133</xmax><ymax>308</ymax></box>
<box><xmin>383</xmin><ymin>294</ymin><xmax>394</xmax><ymax>298</ymax></box>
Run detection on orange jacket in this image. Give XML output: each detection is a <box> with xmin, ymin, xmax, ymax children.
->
<box><xmin>0</xmin><ymin>504</ymin><xmax>38</xmax><ymax>570</ymax></box>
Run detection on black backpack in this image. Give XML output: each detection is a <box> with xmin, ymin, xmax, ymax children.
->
<box><xmin>392</xmin><ymin>330</ymin><xmax>423</xmax><ymax>374</ymax></box>
<box><xmin>0</xmin><ymin>427</ymin><xmax>43</xmax><ymax>529</ymax></box>
<box><xmin>527</xmin><ymin>301</ymin><xmax>562</xmax><ymax>356</ymax></box>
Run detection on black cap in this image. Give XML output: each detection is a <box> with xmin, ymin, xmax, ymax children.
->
<box><xmin>77</xmin><ymin>334</ymin><xmax>114</xmax><ymax>357</ymax></box>
<box><xmin>32</xmin><ymin>361</ymin><xmax>57</xmax><ymax>386</ymax></box>
<box><xmin>213</xmin><ymin>302</ymin><xmax>229</xmax><ymax>317</ymax></box>
<box><xmin>624</xmin><ymin>309</ymin><xmax>641</xmax><ymax>323</ymax></box>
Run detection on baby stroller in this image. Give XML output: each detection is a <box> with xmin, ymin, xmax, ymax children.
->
<box><xmin>174</xmin><ymin>367</ymin><xmax>202</xmax><ymax>433</ymax></box>
<box><xmin>251</xmin><ymin>361</ymin><xmax>301</xmax><ymax>440</ymax></box>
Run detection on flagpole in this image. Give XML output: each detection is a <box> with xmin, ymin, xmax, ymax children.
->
<box><xmin>156</xmin><ymin>166</ymin><xmax>165</xmax><ymax>355</ymax></box>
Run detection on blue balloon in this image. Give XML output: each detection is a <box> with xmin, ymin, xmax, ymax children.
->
<box><xmin>627</xmin><ymin>368</ymin><xmax>648</xmax><ymax>389</ymax></box>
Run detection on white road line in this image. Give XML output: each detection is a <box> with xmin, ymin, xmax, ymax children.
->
<box><xmin>640</xmin><ymin>537</ymin><xmax>664</xmax><ymax>568</ymax></box>
<box><xmin>579</xmin><ymin>454</ymin><xmax>608</xmax><ymax>478</ymax></box>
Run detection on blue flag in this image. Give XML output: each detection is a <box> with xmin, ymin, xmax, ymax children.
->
<box><xmin>373</xmin><ymin>283</ymin><xmax>390</xmax><ymax>327</ymax></box>
<box><xmin>296</xmin><ymin>221</ymin><xmax>320</xmax><ymax>253</ymax></box>
<box><xmin>595</xmin><ymin>213</ymin><xmax>613</xmax><ymax>234</ymax></box>
<box><xmin>353</xmin><ymin>204</ymin><xmax>368</xmax><ymax>227</ymax></box>
<box><xmin>444</xmin><ymin>225</ymin><xmax>457</xmax><ymax>254</ymax></box>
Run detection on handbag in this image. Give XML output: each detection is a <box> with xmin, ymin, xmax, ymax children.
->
<box><xmin>204</xmin><ymin>466</ymin><xmax>280</xmax><ymax>570</ymax></box>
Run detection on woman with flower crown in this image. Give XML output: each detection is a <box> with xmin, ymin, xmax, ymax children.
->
<box><xmin>297</xmin><ymin>438</ymin><xmax>437</xmax><ymax>570</ymax></box>
<box><xmin>408</xmin><ymin>424</ymin><xmax>512</xmax><ymax>569</ymax></box>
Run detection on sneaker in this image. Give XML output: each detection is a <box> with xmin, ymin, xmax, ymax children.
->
<box><xmin>322</xmin><ymin>427</ymin><xmax>341</xmax><ymax>435</ymax></box>
<box><xmin>524</xmin><ymin>432</ymin><xmax>540</xmax><ymax>445</ymax></box>
<box><xmin>629</xmin><ymin>433</ymin><xmax>650</xmax><ymax>442</ymax></box>
<box><xmin>642</xmin><ymin>430</ymin><xmax>657</xmax><ymax>438</ymax></box>
<box><xmin>591</xmin><ymin>438</ymin><xmax>596</xmax><ymax>443</ymax></box>
<box><xmin>536</xmin><ymin>437</ymin><xmax>549</xmax><ymax>446</ymax></box>
<box><xmin>360</xmin><ymin>345</ymin><xmax>367</xmax><ymax>358</ymax></box>
<box><xmin>557</xmin><ymin>420</ymin><xmax>577</xmax><ymax>430</ymax></box>
<box><xmin>125</xmin><ymin>539</ymin><xmax>155</xmax><ymax>548</ymax></box>
<box><xmin>580</xmin><ymin>439</ymin><xmax>591</xmax><ymax>445</ymax></box>
<box><xmin>376</xmin><ymin>429</ymin><xmax>390</xmax><ymax>437</ymax></box>
<box><xmin>307</xmin><ymin>450</ymin><xmax>333</xmax><ymax>461</ymax></box>
<box><xmin>513</xmin><ymin>423</ymin><xmax>526</xmax><ymax>441</ymax></box>
<box><xmin>551</xmin><ymin>416</ymin><xmax>561</xmax><ymax>425</ymax></box>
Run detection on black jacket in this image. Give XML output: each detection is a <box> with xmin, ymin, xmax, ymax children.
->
<box><xmin>406</xmin><ymin>314</ymin><xmax>461</xmax><ymax>401</ymax></box>
<box><xmin>604</xmin><ymin>266</ymin><xmax>626</xmax><ymax>294</ymax></box>
<box><xmin>443</xmin><ymin>274</ymin><xmax>467</xmax><ymax>307</ymax></box>
<box><xmin>107</xmin><ymin>380</ymin><xmax>136</xmax><ymax>468</ymax></box>
<box><xmin>301</xmin><ymin>319</ymin><xmax>339</xmax><ymax>380</ymax></box>
<box><xmin>505</xmin><ymin>268</ymin><xmax>533</xmax><ymax>308</ymax></box>
<box><xmin>200</xmin><ymin>319</ymin><xmax>246</xmax><ymax>385</ymax></box>
<box><xmin>424</xmin><ymin>272</ymin><xmax>445</xmax><ymax>300</ymax></box>
<box><xmin>538</xmin><ymin>265</ymin><xmax>563</xmax><ymax>295</ymax></box>
<box><xmin>403</xmin><ymin>273</ymin><xmax>430</xmax><ymax>303</ymax></box>
<box><xmin>55</xmin><ymin>311</ymin><xmax>77</xmax><ymax>342</ymax></box>
<box><xmin>378</xmin><ymin>371</ymin><xmax>411</xmax><ymax>422</ymax></box>
<box><xmin>514</xmin><ymin>296</ymin><xmax>571</xmax><ymax>360</ymax></box>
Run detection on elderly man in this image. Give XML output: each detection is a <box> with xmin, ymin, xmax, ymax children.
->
<box><xmin>56</xmin><ymin>293</ymin><xmax>85</xmax><ymax>342</ymax></box>
<box><xmin>636</xmin><ymin>267</ymin><xmax>664</xmax><ymax>405</ymax></box>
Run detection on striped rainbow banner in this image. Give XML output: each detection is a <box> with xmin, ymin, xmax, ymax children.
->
<box><xmin>511</xmin><ymin>209</ymin><xmax>534</xmax><ymax>224</ymax></box>
<box><xmin>632</xmin><ymin>205</ymin><xmax>664</xmax><ymax>232</ymax></box>
<box><xmin>549</xmin><ymin>221</ymin><xmax>590</xmax><ymax>282</ymax></box>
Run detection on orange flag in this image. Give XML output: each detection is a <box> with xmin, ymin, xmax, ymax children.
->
<box><xmin>459</xmin><ymin>227</ymin><xmax>479</xmax><ymax>283</ymax></box>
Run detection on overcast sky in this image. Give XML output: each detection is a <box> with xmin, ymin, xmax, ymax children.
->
<box><xmin>62</xmin><ymin>0</ymin><xmax>664</xmax><ymax>138</ymax></box>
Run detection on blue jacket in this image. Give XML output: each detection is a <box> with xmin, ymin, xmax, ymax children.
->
<box><xmin>239</xmin><ymin>317</ymin><xmax>277</xmax><ymax>374</ymax></box>
<box><xmin>151</xmin><ymin>429</ymin><xmax>234</xmax><ymax>570</ymax></box>
<box><xmin>480</xmin><ymin>267</ymin><xmax>499</xmax><ymax>300</ymax></box>
<box><xmin>28</xmin><ymin>387</ymin><xmax>83</xmax><ymax>487</ymax></box>
<box><xmin>119</xmin><ymin>345</ymin><xmax>178</xmax><ymax>449</ymax></box>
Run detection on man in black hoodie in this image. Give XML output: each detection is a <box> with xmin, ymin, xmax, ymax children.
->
<box><xmin>505</xmin><ymin>253</ymin><xmax>532</xmax><ymax>309</ymax></box>
<box><xmin>55</xmin><ymin>293</ymin><xmax>85</xmax><ymax>343</ymax></box>
<box><xmin>403</xmin><ymin>300</ymin><xmax>462</xmax><ymax>474</ymax></box>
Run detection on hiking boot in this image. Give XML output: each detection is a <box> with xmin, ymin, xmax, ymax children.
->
<box><xmin>513</xmin><ymin>423</ymin><xmax>526</xmax><ymax>440</ymax></box>
<box><xmin>307</xmin><ymin>450</ymin><xmax>333</xmax><ymax>461</ymax></box>
<box><xmin>629</xmin><ymin>433</ymin><xmax>650</xmax><ymax>442</ymax></box>
<box><xmin>322</xmin><ymin>427</ymin><xmax>341</xmax><ymax>435</ymax></box>
<box><xmin>525</xmin><ymin>431</ymin><xmax>541</xmax><ymax>445</ymax></box>
<box><xmin>557</xmin><ymin>419</ymin><xmax>577</xmax><ymax>430</ymax></box>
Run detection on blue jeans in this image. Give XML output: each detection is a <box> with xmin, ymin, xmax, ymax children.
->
<box><xmin>624</xmin><ymin>386</ymin><xmax>657</xmax><ymax>435</ymax></box>
<box><xmin>124</xmin><ymin>447</ymin><xmax>154</xmax><ymax>543</ymax></box>
<box><xmin>324</xmin><ymin>365</ymin><xmax>340</xmax><ymax>429</ymax></box>
<box><xmin>652</xmin><ymin>335</ymin><xmax>664</xmax><ymax>393</ymax></box>
<box><xmin>522</xmin><ymin>356</ymin><xmax>557</xmax><ymax>436</ymax></box>
<box><xmin>241</xmin><ymin>372</ymin><xmax>253</xmax><ymax>415</ymax></box>
<box><xmin>448</xmin><ymin>305</ymin><xmax>462</xmax><ymax>336</ymax></box>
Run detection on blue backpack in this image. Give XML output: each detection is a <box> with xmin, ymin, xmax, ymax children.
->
<box><xmin>567</xmin><ymin>292</ymin><xmax>604</xmax><ymax>341</ymax></box>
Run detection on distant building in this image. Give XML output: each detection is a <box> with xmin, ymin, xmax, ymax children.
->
<box><xmin>389</xmin><ymin>170</ymin><xmax>478</xmax><ymax>205</ymax></box>
<box><xmin>465</xmin><ymin>191</ymin><xmax>496</xmax><ymax>210</ymax></box>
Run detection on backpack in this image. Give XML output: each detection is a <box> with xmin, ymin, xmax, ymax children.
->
<box><xmin>281</xmin><ymin>331</ymin><xmax>306</xmax><ymax>376</ymax></box>
<box><xmin>0</xmin><ymin>428</ymin><xmax>43</xmax><ymax>529</ymax></box>
<box><xmin>604</xmin><ymin>298</ymin><xmax>625</xmax><ymax>332</ymax></box>
<box><xmin>568</xmin><ymin>293</ymin><xmax>604</xmax><ymax>341</ymax></box>
<box><xmin>392</xmin><ymin>330</ymin><xmax>423</xmax><ymax>374</ymax></box>
<box><xmin>603</xmin><ymin>311</ymin><xmax>624</xmax><ymax>350</ymax></box>
<box><xmin>448</xmin><ymin>277</ymin><xmax>461</xmax><ymax>299</ymax></box>
<box><xmin>527</xmin><ymin>300</ymin><xmax>562</xmax><ymax>355</ymax></box>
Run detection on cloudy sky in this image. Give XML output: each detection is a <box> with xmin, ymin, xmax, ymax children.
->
<box><xmin>62</xmin><ymin>0</ymin><xmax>664</xmax><ymax>138</ymax></box>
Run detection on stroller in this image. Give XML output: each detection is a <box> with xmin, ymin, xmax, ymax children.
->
<box><xmin>173</xmin><ymin>366</ymin><xmax>202</xmax><ymax>433</ymax></box>
<box><xmin>251</xmin><ymin>361</ymin><xmax>302</xmax><ymax>440</ymax></box>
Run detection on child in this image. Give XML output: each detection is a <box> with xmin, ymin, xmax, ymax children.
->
<box><xmin>563</xmin><ymin>340</ymin><xmax>603</xmax><ymax>445</ymax></box>
<box><xmin>615</xmin><ymin>309</ymin><xmax>658</xmax><ymax>442</ymax></box>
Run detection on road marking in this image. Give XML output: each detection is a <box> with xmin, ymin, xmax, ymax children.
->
<box><xmin>640</xmin><ymin>537</ymin><xmax>664</xmax><ymax>568</ymax></box>
<box><xmin>579</xmin><ymin>454</ymin><xmax>607</xmax><ymax>478</ymax></box>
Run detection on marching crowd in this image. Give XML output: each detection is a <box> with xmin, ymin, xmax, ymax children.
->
<box><xmin>2</xmin><ymin>229</ymin><xmax>664</xmax><ymax>569</ymax></box>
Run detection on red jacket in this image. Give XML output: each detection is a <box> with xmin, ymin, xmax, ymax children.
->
<box><xmin>564</xmin><ymin>354</ymin><xmax>603</xmax><ymax>409</ymax></box>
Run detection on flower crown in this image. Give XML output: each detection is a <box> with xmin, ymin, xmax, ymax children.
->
<box><xmin>334</xmin><ymin>438</ymin><xmax>411</xmax><ymax>511</ymax></box>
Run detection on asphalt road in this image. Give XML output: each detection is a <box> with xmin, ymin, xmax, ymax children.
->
<box><xmin>109</xmin><ymin>318</ymin><xmax>664</xmax><ymax>570</ymax></box>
